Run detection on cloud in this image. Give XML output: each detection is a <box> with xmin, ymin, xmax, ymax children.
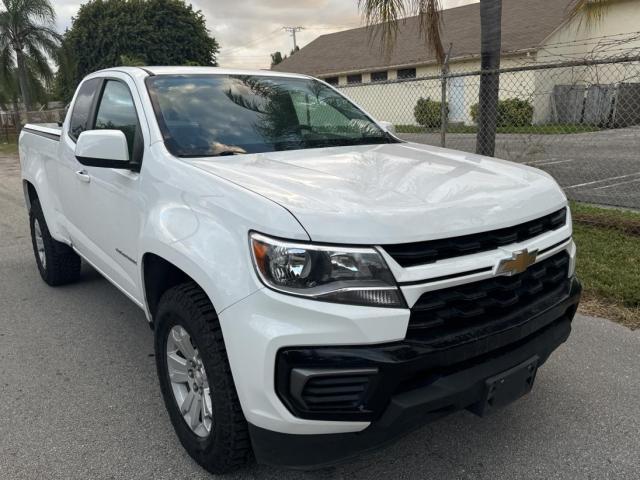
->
<box><xmin>52</xmin><ymin>0</ymin><xmax>478</xmax><ymax>69</ymax></box>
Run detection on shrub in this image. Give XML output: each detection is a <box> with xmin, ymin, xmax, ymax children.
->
<box><xmin>414</xmin><ymin>97</ymin><xmax>447</xmax><ymax>128</ymax></box>
<box><xmin>470</xmin><ymin>98</ymin><xmax>534</xmax><ymax>127</ymax></box>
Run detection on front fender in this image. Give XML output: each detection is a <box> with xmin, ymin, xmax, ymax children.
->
<box><xmin>137</xmin><ymin>145</ymin><xmax>309</xmax><ymax>320</ymax></box>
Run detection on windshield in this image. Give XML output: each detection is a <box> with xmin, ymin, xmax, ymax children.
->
<box><xmin>145</xmin><ymin>74</ymin><xmax>396</xmax><ymax>157</ymax></box>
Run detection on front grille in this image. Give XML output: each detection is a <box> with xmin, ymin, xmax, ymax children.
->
<box><xmin>383</xmin><ymin>208</ymin><xmax>567</xmax><ymax>267</ymax></box>
<box><xmin>295</xmin><ymin>372</ymin><xmax>374</xmax><ymax>413</ymax></box>
<box><xmin>407</xmin><ymin>251</ymin><xmax>571</xmax><ymax>342</ymax></box>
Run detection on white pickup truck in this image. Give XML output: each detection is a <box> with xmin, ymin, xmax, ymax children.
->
<box><xmin>19</xmin><ymin>66</ymin><xmax>581</xmax><ymax>473</ymax></box>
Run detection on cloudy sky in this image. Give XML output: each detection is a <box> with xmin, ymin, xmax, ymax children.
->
<box><xmin>52</xmin><ymin>0</ymin><xmax>477</xmax><ymax>69</ymax></box>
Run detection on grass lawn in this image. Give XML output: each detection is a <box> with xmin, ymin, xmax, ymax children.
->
<box><xmin>571</xmin><ymin>202</ymin><xmax>640</xmax><ymax>329</ymax></box>
<box><xmin>396</xmin><ymin>124</ymin><xmax>602</xmax><ymax>135</ymax></box>
<box><xmin>0</xmin><ymin>141</ymin><xmax>18</xmax><ymax>155</ymax></box>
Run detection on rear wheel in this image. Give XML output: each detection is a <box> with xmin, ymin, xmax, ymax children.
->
<box><xmin>154</xmin><ymin>282</ymin><xmax>252</xmax><ymax>474</ymax></box>
<box><xmin>29</xmin><ymin>200</ymin><xmax>81</xmax><ymax>286</ymax></box>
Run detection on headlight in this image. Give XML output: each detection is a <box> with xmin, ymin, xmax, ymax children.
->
<box><xmin>250</xmin><ymin>232</ymin><xmax>405</xmax><ymax>308</ymax></box>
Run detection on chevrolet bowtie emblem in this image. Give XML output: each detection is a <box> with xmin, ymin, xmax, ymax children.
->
<box><xmin>496</xmin><ymin>249</ymin><xmax>538</xmax><ymax>276</ymax></box>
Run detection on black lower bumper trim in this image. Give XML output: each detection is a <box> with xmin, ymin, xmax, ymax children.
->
<box><xmin>251</xmin><ymin>278</ymin><xmax>581</xmax><ymax>469</ymax></box>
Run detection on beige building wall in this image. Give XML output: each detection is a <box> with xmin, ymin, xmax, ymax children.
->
<box><xmin>331</xmin><ymin>1</ymin><xmax>640</xmax><ymax>126</ymax></box>
<box><xmin>334</xmin><ymin>55</ymin><xmax>534</xmax><ymax>125</ymax></box>
<box><xmin>532</xmin><ymin>0</ymin><xmax>640</xmax><ymax>123</ymax></box>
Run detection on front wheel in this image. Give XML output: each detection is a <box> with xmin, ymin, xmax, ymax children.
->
<box><xmin>154</xmin><ymin>282</ymin><xmax>251</xmax><ymax>474</ymax></box>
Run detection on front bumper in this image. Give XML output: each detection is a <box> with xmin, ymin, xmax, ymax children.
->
<box><xmin>249</xmin><ymin>277</ymin><xmax>581</xmax><ymax>468</ymax></box>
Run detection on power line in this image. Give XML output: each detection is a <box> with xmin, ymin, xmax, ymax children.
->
<box><xmin>283</xmin><ymin>26</ymin><xmax>304</xmax><ymax>51</ymax></box>
<box><xmin>220</xmin><ymin>28</ymin><xmax>282</xmax><ymax>54</ymax></box>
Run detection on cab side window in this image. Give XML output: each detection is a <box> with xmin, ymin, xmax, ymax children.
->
<box><xmin>68</xmin><ymin>78</ymin><xmax>101</xmax><ymax>141</ymax></box>
<box><xmin>94</xmin><ymin>80</ymin><xmax>141</xmax><ymax>161</ymax></box>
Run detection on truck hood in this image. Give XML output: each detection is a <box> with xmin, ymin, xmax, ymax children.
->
<box><xmin>188</xmin><ymin>142</ymin><xmax>566</xmax><ymax>244</ymax></box>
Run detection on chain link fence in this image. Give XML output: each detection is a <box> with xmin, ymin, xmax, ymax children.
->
<box><xmin>338</xmin><ymin>55</ymin><xmax>640</xmax><ymax>321</ymax></box>
<box><xmin>338</xmin><ymin>55</ymin><xmax>640</xmax><ymax>213</ymax></box>
<box><xmin>0</xmin><ymin>108</ymin><xmax>66</xmax><ymax>143</ymax></box>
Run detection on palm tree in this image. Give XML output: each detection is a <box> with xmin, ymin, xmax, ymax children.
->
<box><xmin>567</xmin><ymin>0</ymin><xmax>613</xmax><ymax>27</ymax></box>
<box><xmin>0</xmin><ymin>0</ymin><xmax>59</xmax><ymax>111</ymax></box>
<box><xmin>357</xmin><ymin>0</ymin><xmax>503</xmax><ymax>156</ymax></box>
<box><xmin>476</xmin><ymin>0</ymin><xmax>501</xmax><ymax>157</ymax></box>
<box><xmin>357</xmin><ymin>1</ymin><xmax>614</xmax><ymax>157</ymax></box>
<box><xmin>358</xmin><ymin>0</ymin><xmax>445</xmax><ymax>63</ymax></box>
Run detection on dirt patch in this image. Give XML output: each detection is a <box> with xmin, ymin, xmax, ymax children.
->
<box><xmin>578</xmin><ymin>294</ymin><xmax>640</xmax><ymax>330</ymax></box>
<box><xmin>573</xmin><ymin>213</ymin><xmax>640</xmax><ymax>236</ymax></box>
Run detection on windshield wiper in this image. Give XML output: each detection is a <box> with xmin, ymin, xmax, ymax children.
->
<box><xmin>301</xmin><ymin>136</ymin><xmax>390</xmax><ymax>149</ymax></box>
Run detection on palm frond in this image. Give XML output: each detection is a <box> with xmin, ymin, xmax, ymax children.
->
<box><xmin>358</xmin><ymin>0</ymin><xmax>406</xmax><ymax>52</ymax></box>
<box><xmin>24</xmin><ymin>26</ymin><xmax>59</xmax><ymax>55</ymax></box>
<box><xmin>567</xmin><ymin>0</ymin><xmax>613</xmax><ymax>29</ymax></box>
<box><xmin>14</xmin><ymin>0</ymin><xmax>56</xmax><ymax>25</ymax></box>
<box><xmin>25</xmin><ymin>41</ymin><xmax>52</xmax><ymax>83</ymax></box>
<box><xmin>25</xmin><ymin>61</ymin><xmax>49</xmax><ymax>105</ymax></box>
<box><xmin>413</xmin><ymin>0</ymin><xmax>445</xmax><ymax>64</ymax></box>
<box><xmin>358</xmin><ymin>0</ymin><xmax>445</xmax><ymax>64</ymax></box>
<box><xmin>0</xmin><ymin>42</ymin><xmax>15</xmax><ymax>74</ymax></box>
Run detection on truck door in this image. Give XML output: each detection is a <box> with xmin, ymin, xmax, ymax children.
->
<box><xmin>60</xmin><ymin>74</ymin><xmax>147</xmax><ymax>303</ymax></box>
<box><xmin>57</xmin><ymin>77</ymin><xmax>102</xmax><ymax>243</ymax></box>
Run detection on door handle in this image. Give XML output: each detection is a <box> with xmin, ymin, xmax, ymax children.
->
<box><xmin>75</xmin><ymin>169</ymin><xmax>91</xmax><ymax>183</ymax></box>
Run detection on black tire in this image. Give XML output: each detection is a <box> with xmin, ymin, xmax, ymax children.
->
<box><xmin>29</xmin><ymin>200</ymin><xmax>82</xmax><ymax>286</ymax></box>
<box><xmin>154</xmin><ymin>282</ymin><xmax>252</xmax><ymax>474</ymax></box>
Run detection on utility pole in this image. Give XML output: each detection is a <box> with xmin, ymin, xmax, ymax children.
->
<box><xmin>283</xmin><ymin>26</ymin><xmax>304</xmax><ymax>51</ymax></box>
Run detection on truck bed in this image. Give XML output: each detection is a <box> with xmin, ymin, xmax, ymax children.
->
<box><xmin>22</xmin><ymin>123</ymin><xmax>62</xmax><ymax>140</ymax></box>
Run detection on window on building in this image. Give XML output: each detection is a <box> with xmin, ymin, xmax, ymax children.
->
<box><xmin>397</xmin><ymin>68</ymin><xmax>417</xmax><ymax>80</ymax></box>
<box><xmin>346</xmin><ymin>74</ymin><xmax>362</xmax><ymax>84</ymax></box>
<box><xmin>324</xmin><ymin>76</ymin><xmax>339</xmax><ymax>86</ymax></box>
<box><xmin>371</xmin><ymin>71</ymin><xmax>388</xmax><ymax>82</ymax></box>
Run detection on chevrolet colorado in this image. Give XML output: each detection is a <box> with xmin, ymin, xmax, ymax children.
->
<box><xmin>19</xmin><ymin>67</ymin><xmax>581</xmax><ymax>473</ymax></box>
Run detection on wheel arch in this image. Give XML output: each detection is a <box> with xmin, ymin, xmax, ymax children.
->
<box><xmin>142</xmin><ymin>252</ymin><xmax>193</xmax><ymax>321</ymax></box>
<box><xmin>140</xmin><ymin>248</ymin><xmax>227</xmax><ymax>326</ymax></box>
<box><xmin>22</xmin><ymin>179</ymin><xmax>38</xmax><ymax>211</ymax></box>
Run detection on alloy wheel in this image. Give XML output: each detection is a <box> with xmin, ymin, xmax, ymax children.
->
<box><xmin>34</xmin><ymin>219</ymin><xmax>46</xmax><ymax>269</ymax></box>
<box><xmin>166</xmin><ymin>325</ymin><xmax>213</xmax><ymax>437</ymax></box>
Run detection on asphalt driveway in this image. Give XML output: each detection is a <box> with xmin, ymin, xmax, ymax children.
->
<box><xmin>1</xmin><ymin>153</ymin><xmax>639</xmax><ymax>479</ymax></box>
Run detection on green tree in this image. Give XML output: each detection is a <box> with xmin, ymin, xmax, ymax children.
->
<box><xmin>414</xmin><ymin>97</ymin><xmax>447</xmax><ymax>128</ymax></box>
<box><xmin>470</xmin><ymin>98</ymin><xmax>533</xmax><ymax>127</ymax></box>
<box><xmin>0</xmin><ymin>0</ymin><xmax>60</xmax><ymax>111</ymax></box>
<box><xmin>56</xmin><ymin>0</ymin><xmax>220</xmax><ymax>102</ymax></box>
<box><xmin>270</xmin><ymin>51</ymin><xmax>285</xmax><ymax>67</ymax></box>
<box><xmin>0</xmin><ymin>68</ymin><xmax>19</xmax><ymax>109</ymax></box>
<box><xmin>270</xmin><ymin>46</ymin><xmax>300</xmax><ymax>68</ymax></box>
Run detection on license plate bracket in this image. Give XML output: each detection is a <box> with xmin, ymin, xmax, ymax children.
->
<box><xmin>469</xmin><ymin>356</ymin><xmax>539</xmax><ymax>417</ymax></box>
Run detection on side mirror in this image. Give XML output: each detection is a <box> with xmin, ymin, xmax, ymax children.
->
<box><xmin>378</xmin><ymin>121</ymin><xmax>396</xmax><ymax>135</ymax></box>
<box><xmin>75</xmin><ymin>130</ymin><xmax>130</xmax><ymax>169</ymax></box>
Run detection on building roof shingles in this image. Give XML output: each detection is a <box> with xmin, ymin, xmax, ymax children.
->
<box><xmin>272</xmin><ymin>0</ymin><xmax>573</xmax><ymax>76</ymax></box>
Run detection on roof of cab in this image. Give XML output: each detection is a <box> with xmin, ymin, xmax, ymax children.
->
<box><xmin>96</xmin><ymin>66</ymin><xmax>313</xmax><ymax>79</ymax></box>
